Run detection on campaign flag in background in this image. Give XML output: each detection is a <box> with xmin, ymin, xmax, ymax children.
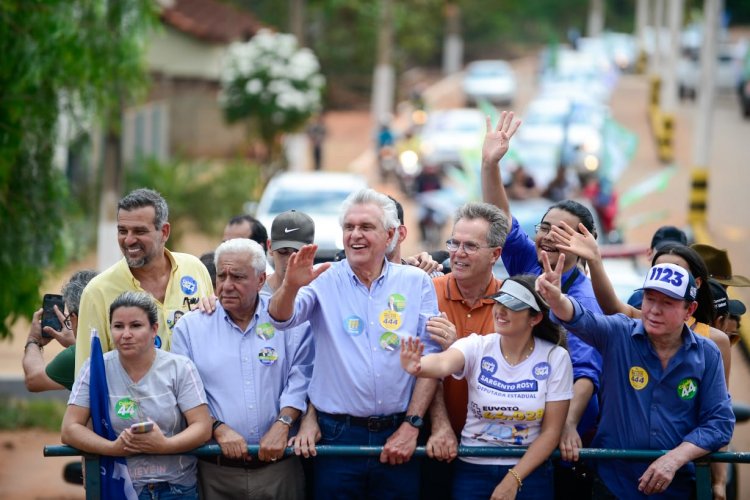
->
<box><xmin>89</xmin><ymin>328</ymin><xmax>138</xmax><ymax>500</ymax></box>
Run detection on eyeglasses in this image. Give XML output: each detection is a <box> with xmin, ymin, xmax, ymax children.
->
<box><xmin>63</xmin><ymin>312</ymin><xmax>74</xmax><ymax>330</ymax></box>
<box><xmin>534</xmin><ymin>223</ymin><xmax>552</xmax><ymax>235</ymax></box>
<box><xmin>446</xmin><ymin>239</ymin><xmax>495</xmax><ymax>255</ymax></box>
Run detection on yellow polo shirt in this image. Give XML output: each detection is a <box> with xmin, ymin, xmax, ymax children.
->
<box><xmin>74</xmin><ymin>249</ymin><xmax>213</xmax><ymax>374</ymax></box>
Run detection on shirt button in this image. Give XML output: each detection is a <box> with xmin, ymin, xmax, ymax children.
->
<box><xmin>378</xmin><ymin>400</ymin><xmax>382</xmax><ymax>404</ymax></box>
<box><xmin>246</xmin><ymin>381</ymin><xmax>250</xmax><ymax>385</ymax></box>
<box><xmin>373</xmin><ymin>347</ymin><xmax>377</xmax><ymax>352</ymax></box>
<box><xmin>467</xmin><ymin>314</ymin><xmax>472</xmax><ymax>318</ymax></box>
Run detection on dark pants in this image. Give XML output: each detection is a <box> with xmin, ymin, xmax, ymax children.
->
<box><xmin>420</xmin><ymin>457</ymin><xmax>454</xmax><ymax>500</ymax></box>
<box><xmin>314</xmin><ymin>412</ymin><xmax>420</xmax><ymax>499</ymax></box>
<box><xmin>555</xmin><ymin>461</ymin><xmax>594</xmax><ymax>499</ymax></box>
<box><xmin>452</xmin><ymin>459</ymin><xmax>554</xmax><ymax>500</ymax></box>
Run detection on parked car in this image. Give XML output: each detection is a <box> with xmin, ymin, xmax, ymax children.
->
<box><xmin>462</xmin><ymin>60</ymin><xmax>517</xmax><ymax>106</ymax></box>
<box><xmin>419</xmin><ymin>108</ymin><xmax>485</xmax><ymax>168</ymax></box>
<box><xmin>252</xmin><ymin>172</ymin><xmax>368</xmax><ymax>262</ymax></box>
<box><xmin>678</xmin><ymin>43</ymin><xmax>739</xmax><ymax>100</ymax></box>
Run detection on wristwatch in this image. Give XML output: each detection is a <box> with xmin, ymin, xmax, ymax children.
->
<box><xmin>212</xmin><ymin>420</ymin><xmax>224</xmax><ymax>433</ymax></box>
<box><xmin>404</xmin><ymin>415</ymin><xmax>424</xmax><ymax>429</ymax></box>
<box><xmin>277</xmin><ymin>414</ymin><xmax>294</xmax><ymax>427</ymax></box>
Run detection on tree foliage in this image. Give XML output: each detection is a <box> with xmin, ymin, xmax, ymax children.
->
<box><xmin>0</xmin><ymin>1</ymin><xmax>157</xmax><ymax>338</ymax></box>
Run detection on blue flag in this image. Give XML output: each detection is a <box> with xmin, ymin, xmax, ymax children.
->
<box><xmin>89</xmin><ymin>328</ymin><xmax>138</xmax><ymax>500</ymax></box>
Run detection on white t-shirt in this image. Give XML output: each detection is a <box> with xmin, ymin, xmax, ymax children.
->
<box><xmin>451</xmin><ymin>333</ymin><xmax>573</xmax><ymax>465</ymax></box>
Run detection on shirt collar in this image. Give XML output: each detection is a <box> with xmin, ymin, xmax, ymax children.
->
<box><xmin>124</xmin><ymin>248</ymin><xmax>176</xmax><ymax>287</ymax></box>
<box><xmin>220</xmin><ymin>293</ymin><xmax>264</xmax><ymax>333</ymax></box>
<box><xmin>445</xmin><ymin>274</ymin><xmax>502</xmax><ymax>304</ymax></box>
<box><xmin>632</xmin><ymin>320</ymin><xmax>698</xmax><ymax>348</ymax></box>
<box><xmin>344</xmin><ymin>257</ymin><xmax>390</xmax><ymax>287</ymax></box>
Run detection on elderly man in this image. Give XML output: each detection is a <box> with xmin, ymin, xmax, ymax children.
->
<box><xmin>417</xmin><ymin>202</ymin><xmax>508</xmax><ymax>498</ymax></box>
<box><xmin>268</xmin><ymin>188</ymin><xmax>440</xmax><ymax>498</ymax></box>
<box><xmin>75</xmin><ymin>188</ymin><xmax>213</xmax><ymax>373</ymax></box>
<box><xmin>537</xmin><ymin>258</ymin><xmax>734</xmax><ymax>498</ymax></box>
<box><xmin>172</xmin><ymin>238</ymin><xmax>313</xmax><ymax>499</ymax></box>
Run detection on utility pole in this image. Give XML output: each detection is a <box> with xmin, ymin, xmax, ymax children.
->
<box><xmin>587</xmin><ymin>0</ymin><xmax>605</xmax><ymax>38</ymax></box>
<box><xmin>661</xmin><ymin>0</ymin><xmax>683</xmax><ymax>113</ymax></box>
<box><xmin>635</xmin><ymin>0</ymin><xmax>649</xmax><ymax>73</ymax></box>
<box><xmin>371</xmin><ymin>0</ymin><xmax>395</xmax><ymax>125</ymax></box>
<box><xmin>289</xmin><ymin>0</ymin><xmax>306</xmax><ymax>46</ymax></box>
<box><xmin>689</xmin><ymin>0</ymin><xmax>720</xmax><ymax>224</ymax></box>
<box><xmin>650</xmin><ymin>0</ymin><xmax>665</xmax><ymax>74</ymax></box>
<box><xmin>442</xmin><ymin>3</ymin><xmax>463</xmax><ymax>75</ymax></box>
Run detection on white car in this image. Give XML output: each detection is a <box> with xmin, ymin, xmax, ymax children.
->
<box><xmin>517</xmin><ymin>97</ymin><xmax>572</xmax><ymax>149</ymax></box>
<box><xmin>419</xmin><ymin>108</ymin><xmax>485</xmax><ymax>167</ymax></box>
<box><xmin>462</xmin><ymin>60</ymin><xmax>517</xmax><ymax>106</ymax></box>
<box><xmin>253</xmin><ymin>172</ymin><xmax>368</xmax><ymax>262</ymax></box>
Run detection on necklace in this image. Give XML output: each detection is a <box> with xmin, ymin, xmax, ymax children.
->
<box><xmin>502</xmin><ymin>339</ymin><xmax>535</xmax><ymax>366</ymax></box>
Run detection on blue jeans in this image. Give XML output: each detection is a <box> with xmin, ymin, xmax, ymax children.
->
<box><xmin>314</xmin><ymin>412</ymin><xmax>420</xmax><ymax>499</ymax></box>
<box><xmin>452</xmin><ymin>459</ymin><xmax>554</xmax><ymax>500</ymax></box>
<box><xmin>137</xmin><ymin>482</ymin><xmax>198</xmax><ymax>500</ymax></box>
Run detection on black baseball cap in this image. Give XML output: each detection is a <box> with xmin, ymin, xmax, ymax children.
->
<box><xmin>651</xmin><ymin>225</ymin><xmax>688</xmax><ymax>251</ymax></box>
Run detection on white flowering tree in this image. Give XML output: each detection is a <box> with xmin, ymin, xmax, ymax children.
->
<box><xmin>220</xmin><ymin>30</ymin><xmax>325</xmax><ymax>172</ymax></box>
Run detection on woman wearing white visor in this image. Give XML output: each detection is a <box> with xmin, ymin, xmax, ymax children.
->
<box><xmin>401</xmin><ymin>275</ymin><xmax>573</xmax><ymax>500</ymax></box>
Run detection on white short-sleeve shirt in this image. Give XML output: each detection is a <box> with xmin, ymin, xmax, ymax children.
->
<box><xmin>451</xmin><ymin>333</ymin><xmax>573</xmax><ymax>465</ymax></box>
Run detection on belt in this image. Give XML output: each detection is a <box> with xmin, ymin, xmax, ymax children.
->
<box><xmin>319</xmin><ymin>411</ymin><xmax>405</xmax><ymax>433</ymax></box>
<box><xmin>198</xmin><ymin>454</ymin><xmax>287</xmax><ymax>470</ymax></box>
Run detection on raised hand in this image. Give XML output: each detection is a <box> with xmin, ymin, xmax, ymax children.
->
<box><xmin>400</xmin><ymin>337</ymin><xmax>424</xmax><ymax>375</ymax></box>
<box><xmin>535</xmin><ymin>250</ymin><xmax>566</xmax><ymax>305</ymax></box>
<box><xmin>482</xmin><ymin>111</ymin><xmax>522</xmax><ymax>166</ymax></box>
<box><xmin>283</xmin><ymin>244</ymin><xmax>330</xmax><ymax>290</ymax></box>
<box><xmin>549</xmin><ymin>221</ymin><xmax>601</xmax><ymax>263</ymax></box>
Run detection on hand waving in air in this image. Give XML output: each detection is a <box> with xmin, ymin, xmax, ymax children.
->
<box><xmin>482</xmin><ymin>111</ymin><xmax>522</xmax><ymax>166</ymax></box>
<box><xmin>400</xmin><ymin>337</ymin><xmax>424</xmax><ymax>376</ymax></box>
<box><xmin>549</xmin><ymin>221</ymin><xmax>601</xmax><ymax>263</ymax></box>
<box><xmin>284</xmin><ymin>244</ymin><xmax>330</xmax><ymax>289</ymax></box>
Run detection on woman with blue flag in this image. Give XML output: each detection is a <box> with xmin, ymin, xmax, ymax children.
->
<box><xmin>62</xmin><ymin>291</ymin><xmax>211</xmax><ymax>500</ymax></box>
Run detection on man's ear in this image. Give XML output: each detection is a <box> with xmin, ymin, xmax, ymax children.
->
<box><xmin>397</xmin><ymin>226</ymin><xmax>407</xmax><ymax>245</ymax></box>
<box><xmin>490</xmin><ymin>246</ymin><xmax>502</xmax><ymax>264</ymax></box>
<box><xmin>161</xmin><ymin>222</ymin><xmax>171</xmax><ymax>242</ymax></box>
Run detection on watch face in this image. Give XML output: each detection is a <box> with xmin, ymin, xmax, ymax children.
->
<box><xmin>278</xmin><ymin>415</ymin><xmax>293</xmax><ymax>426</ymax></box>
<box><xmin>406</xmin><ymin>415</ymin><xmax>424</xmax><ymax>428</ymax></box>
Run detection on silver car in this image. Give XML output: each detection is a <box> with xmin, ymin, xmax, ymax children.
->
<box><xmin>463</xmin><ymin>60</ymin><xmax>517</xmax><ymax>106</ymax></box>
<box><xmin>253</xmin><ymin>172</ymin><xmax>368</xmax><ymax>262</ymax></box>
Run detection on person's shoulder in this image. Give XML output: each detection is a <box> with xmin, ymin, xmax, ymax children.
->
<box><xmin>432</xmin><ymin>273</ymin><xmax>451</xmax><ymax>287</ymax></box>
<box><xmin>170</xmin><ymin>251</ymin><xmax>208</xmax><ymax>267</ymax></box>
<box><xmin>155</xmin><ymin>349</ymin><xmax>195</xmax><ymax>368</ymax></box>
<box><xmin>82</xmin><ymin>261</ymin><xmax>126</xmax><ymax>293</ymax></box>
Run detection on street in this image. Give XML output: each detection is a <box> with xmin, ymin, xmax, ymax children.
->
<box><xmin>2</xmin><ymin>51</ymin><xmax>750</xmax><ymax>499</ymax></box>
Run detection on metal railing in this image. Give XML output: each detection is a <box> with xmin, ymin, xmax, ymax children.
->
<box><xmin>44</xmin><ymin>444</ymin><xmax>750</xmax><ymax>500</ymax></box>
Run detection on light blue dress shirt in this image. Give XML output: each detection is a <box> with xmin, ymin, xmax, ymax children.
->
<box><xmin>270</xmin><ymin>258</ymin><xmax>440</xmax><ymax>417</ymax></box>
<box><xmin>555</xmin><ymin>297</ymin><xmax>734</xmax><ymax>499</ymax></box>
<box><xmin>171</xmin><ymin>295</ymin><xmax>313</xmax><ymax>443</ymax></box>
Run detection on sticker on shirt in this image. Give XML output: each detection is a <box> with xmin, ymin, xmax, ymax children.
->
<box><xmin>479</xmin><ymin>357</ymin><xmax>538</xmax><ymax>393</ymax></box>
<box><xmin>629</xmin><ymin>366</ymin><xmax>649</xmax><ymax>390</ymax></box>
<box><xmin>480</xmin><ymin>405</ymin><xmax>544</xmax><ymax>422</ymax></box>
<box><xmin>154</xmin><ymin>335</ymin><xmax>162</xmax><ymax>349</ymax></box>
<box><xmin>532</xmin><ymin>362</ymin><xmax>551</xmax><ymax>381</ymax></box>
<box><xmin>379</xmin><ymin>310</ymin><xmax>402</xmax><ymax>331</ymax></box>
<box><xmin>677</xmin><ymin>378</ymin><xmax>698</xmax><ymax>400</ymax></box>
<box><xmin>387</xmin><ymin>293</ymin><xmax>406</xmax><ymax>312</ymax></box>
<box><xmin>344</xmin><ymin>315</ymin><xmax>365</xmax><ymax>336</ymax></box>
<box><xmin>167</xmin><ymin>310</ymin><xmax>185</xmax><ymax>330</ymax></box>
<box><xmin>475</xmin><ymin>422</ymin><xmax>530</xmax><ymax>446</ymax></box>
<box><xmin>258</xmin><ymin>347</ymin><xmax>278</xmax><ymax>366</ymax></box>
<box><xmin>379</xmin><ymin>332</ymin><xmax>400</xmax><ymax>351</ymax></box>
<box><xmin>180</xmin><ymin>275</ymin><xmax>198</xmax><ymax>295</ymax></box>
<box><xmin>115</xmin><ymin>398</ymin><xmax>138</xmax><ymax>420</ymax></box>
<box><xmin>257</xmin><ymin>322</ymin><xmax>275</xmax><ymax>340</ymax></box>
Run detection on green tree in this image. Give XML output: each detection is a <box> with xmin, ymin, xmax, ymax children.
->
<box><xmin>0</xmin><ymin>1</ymin><xmax>157</xmax><ymax>339</ymax></box>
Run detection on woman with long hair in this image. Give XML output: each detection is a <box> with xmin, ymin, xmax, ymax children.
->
<box><xmin>62</xmin><ymin>291</ymin><xmax>211</xmax><ymax>499</ymax></box>
<box><xmin>401</xmin><ymin>275</ymin><xmax>573</xmax><ymax>500</ymax></box>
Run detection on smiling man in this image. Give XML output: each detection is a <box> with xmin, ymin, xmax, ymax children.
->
<box><xmin>268</xmin><ymin>188</ymin><xmax>440</xmax><ymax>499</ymax></box>
<box><xmin>75</xmin><ymin>188</ymin><xmax>213</xmax><ymax>374</ymax></box>
<box><xmin>537</xmin><ymin>261</ymin><xmax>734</xmax><ymax>498</ymax></box>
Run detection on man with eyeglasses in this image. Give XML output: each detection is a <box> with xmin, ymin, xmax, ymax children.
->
<box><xmin>75</xmin><ymin>188</ymin><xmax>214</xmax><ymax>374</ymax></box>
<box><xmin>420</xmin><ymin>201</ymin><xmax>510</xmax><ymax>498</ymax></box>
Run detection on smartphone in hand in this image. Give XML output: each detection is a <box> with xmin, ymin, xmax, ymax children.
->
<box><xmin>41</xmin><ymin>294</ymin><xmax>65</xmax><ymax>338</ymax></box>
<box><xmin>130</xmin><ymin>421</ymin><xmax>154</xmax><ymax>434</ymax></box>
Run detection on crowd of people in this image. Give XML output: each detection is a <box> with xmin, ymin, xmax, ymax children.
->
<box><xmin>24</xmin><ymin>111</ymin><xmax>745</xmax><ymax>499</ymax></box>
